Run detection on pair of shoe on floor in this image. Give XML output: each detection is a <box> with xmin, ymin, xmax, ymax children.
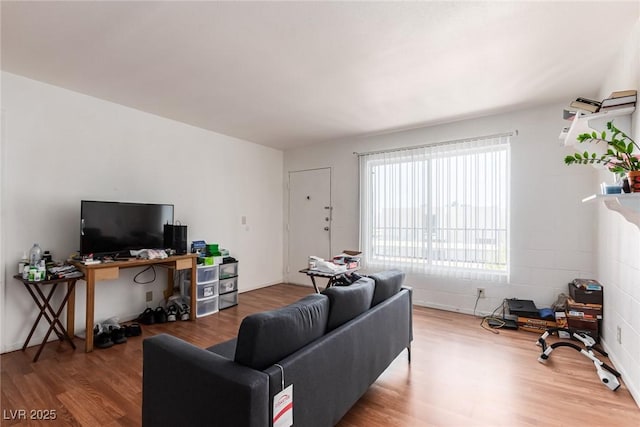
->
<box><xmin>93</xmin><ymin>319</ymin><xmax>141</xmax><ymax>349</ymax></box>
<box><xmin>167</xmin><ymin>302</ymin><xmax>190</xmax><ymax>321</ymax></box>
<box><xmin>138</xmin><ymin>303</ymin><xmax>190</xmax><ymax>324</ymax></box>
<box><xmin>138</xmin><ymin>307</ymin><xmax>164</xmax><ymax>324</ymax></box>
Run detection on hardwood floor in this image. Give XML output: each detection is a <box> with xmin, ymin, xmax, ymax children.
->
<box><xmin>2</xmin><ymin>283</ymin><xmax>639</xmax><ymax>426</ymax></box>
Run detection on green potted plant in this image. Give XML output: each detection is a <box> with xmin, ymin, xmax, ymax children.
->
<box><xmin>564</xmin><ymin>121</ymin><xmax>640</xmax><ymax>192</ymax></box>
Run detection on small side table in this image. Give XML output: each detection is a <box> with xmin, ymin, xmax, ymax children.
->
<box><xmin>299</xmin><ymin>267</ymin><xmax>360</xmax><ymax>293</ymax></box>
<box><xmin>13</xmin><ymin>274</ymin><xmax>81</xmax><ymax>362</ymax></box>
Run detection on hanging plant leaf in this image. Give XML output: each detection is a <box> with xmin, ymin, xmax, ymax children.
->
<box><xmin>566</xmin><ymin>120</ymin><xmax>638</xmax><ymax>177</ymax></box>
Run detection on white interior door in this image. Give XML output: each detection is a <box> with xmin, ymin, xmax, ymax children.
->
<box><xmin>287</xmin><ymin>168</ymin><xmax>331</xmax><ymax>285</ymax></box>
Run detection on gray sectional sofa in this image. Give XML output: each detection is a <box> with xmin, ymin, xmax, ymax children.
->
<box><xmin>142</xmin><ymin>270</ymin><xmax>412</xmax><ymax>427</ymax></box>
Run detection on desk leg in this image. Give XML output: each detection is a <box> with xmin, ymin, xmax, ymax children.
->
<box><xmin>21</xmin><ymin>283</ymin><xmax>51</xmax><ymax>350</ymax></box>
<box><xmin>85</xmin><ymin>271</ymin><xmax>95</xmax><ymax>352</ymax></box>
<box><xmin>326</xmin><ymin>275</ymin><xmax>341</xmax><ymax>290</ymax></box>
<box><xmin>310</xmin><ymin>276</ymin><xmax>320</xmax><ymax>294</ymax></box>
<box><xmin>166</xmin><ymin>268</ymin><xmax>175</xmax><ymax>301</ymax></box>
<box><xmin>189</xmin><ymin>260</ymin><xmax>196</xmax><ymax>320</ymax></box>
<box><xmin>32</xmin><ymin>281</ymin><xmax>77</xmax><ymax>362</ymax></box>
<box><xmin>66</xmin><ymin>279</ymin><xmax>76</xmax><ymax>340</ymax></box>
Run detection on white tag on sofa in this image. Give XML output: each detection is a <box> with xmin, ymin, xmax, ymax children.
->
<box><xmin>273</xmin><ymin>384</ymin><xmax>293</xmax><ymax>427</ymax></box>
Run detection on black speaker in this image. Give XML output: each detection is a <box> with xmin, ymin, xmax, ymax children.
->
<box><xmin>164</xmin><ymin>224</ymin><xmax>188</xmax><ymax>255</ymax></box>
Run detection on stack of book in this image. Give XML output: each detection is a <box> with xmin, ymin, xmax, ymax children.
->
<box><xmin>568</xmin><ymin>97</ymin><xmax>601</xmax><ymax>114</ymax></box>
<box><xmin>563</xmin><ymin>89</ymin><xmax>636</xmax><ymax>117</ymax></box>
<box><xmin>332</xmin><ymin>250</ymin><xmax>361</xmax><ymax>269</ymax></box>
<box><xmin>599</xmin><ymin>89</ymin><xmax>636</xmax><ymax>112</ymax></box>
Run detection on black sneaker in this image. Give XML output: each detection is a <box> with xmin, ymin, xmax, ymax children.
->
<box><xmin>177</xmin><ymin>303</ymin><xmax>190</xmax><ymax>321</ymax></box>
<box><xmin>109</xmin><ymin>326</ymin><xmax>127</xmax><ymax>344</ymax></box>
<box><xmin>154</xmin><ymin>306</ymin><xmax>168</xmax><ymax>323</ymax></box>
<box><xmin>123</xmin><ymin>323</ymin><xmax>142</xmax><ymax>337</ymax></box>
<box><xmin>138</xmin><ymin>308</ymin><xmax>155</xmax><ymax>325</ymax></box>
<box><xmin>93</xmin><ymin>324</ymin><xmax>114</xmax><ymax>349</ymax></box>
<box><xmin>166</xmin><ymin>304</ymin><xmax>178</xmax><ymax>322</ymax></box>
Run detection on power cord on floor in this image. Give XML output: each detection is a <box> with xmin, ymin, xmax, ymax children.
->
<box><xmin>473</xmin><ymin>293</ymin><xmax>481</xmax><ymax>318</ymax></box>
<box><xmin>480</xmin><ymin>299</ymin><xmax>510</xmax><ymax>334</ymax></box>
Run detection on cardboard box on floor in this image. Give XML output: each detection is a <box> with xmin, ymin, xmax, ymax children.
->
<box><xmin>569</xmin><ymin>279</ymin><xmax>603</xmax><ymax>305</ymax></box>
<box><xmin>517</xmin><ymin>316</ymin><xmax>557</xmax><ymax>333</ymax></box>
<box><xmin>566</xmin><ymin>297</ymin><xmax>602</xmax><ymax>319</ymax></box>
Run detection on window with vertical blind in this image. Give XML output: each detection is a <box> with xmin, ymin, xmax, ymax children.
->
<box><xmin>359</xmin><ymin>134</ymin><xmax>510</xmax><ymax>281</ymax></box>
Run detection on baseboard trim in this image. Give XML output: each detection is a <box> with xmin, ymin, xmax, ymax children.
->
<box><xmin>601</xmin><ymin>338</ymin><xmax>640</xmax><ymax>408</ymax></box>
<box><xmin>413</xmin><ymin>299</ymin><xmax>494</xmax><ymax>318</ymax></box>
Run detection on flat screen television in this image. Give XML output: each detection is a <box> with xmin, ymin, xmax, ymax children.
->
<box><xmin>80</xmin><ymin>200</ymin><xmax>174</xmax><ymax>257</ymax></box>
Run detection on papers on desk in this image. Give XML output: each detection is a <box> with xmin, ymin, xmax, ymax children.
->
<box><xmin>309</xmin><ymin>257</ymin><xmax>347</xmax><ymax>274</ymax></box>
<box><xmin>49</xmin><ymin>264</ymin><xmax>83</xmax><ymax>278</ymax></box>
<box><xmin>332</xmin><ymin>251</ymin><xmax>361</xmax><ymax>270</ymax></box>
<box><xmin>130</xmin><ymin>249</ymin><xmax>168</xmax><ymax>260</ymax></box>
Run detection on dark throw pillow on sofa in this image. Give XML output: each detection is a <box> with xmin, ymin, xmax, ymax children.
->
<box><xmin>234</xmin><ymin>294</ymin><xmax>329</xmax><ymax>370</ymax></box>
<box><xmin>369</xmin><ymin>269</ymin><xmax>405</xmax><ymax>306</ymax></box>
<box><xmin>322</xmin><ymin>278</ymin><xmax>375</xmax><ymax>331</ymax></box>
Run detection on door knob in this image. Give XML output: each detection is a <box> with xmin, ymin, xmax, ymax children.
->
<box><xmin>324</xmin><ymin>227</ymin><xmax>330</xmax><ymax>231</ymax></box>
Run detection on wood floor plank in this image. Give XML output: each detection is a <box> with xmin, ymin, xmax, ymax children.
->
<box><xmin>1</xmin><ymin>283</ymin><xmax>639</xmax><ymax>426</ymax></box>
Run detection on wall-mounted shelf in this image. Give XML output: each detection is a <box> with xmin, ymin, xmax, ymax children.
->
<box><xmin>582</xmin><ymin>193</ymin><xmax>640</xmax><ymax>228</ymax></box>
<box><xmin>560</xmin><ymin>106</ymin><xmax>635</xmax><ymax>147</ymax></box>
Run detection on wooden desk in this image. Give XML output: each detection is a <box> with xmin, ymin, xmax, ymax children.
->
<box><xmin>70</xmin><ymin>254</ymin><xmax>197</xmax><ymax>352</ymax></box>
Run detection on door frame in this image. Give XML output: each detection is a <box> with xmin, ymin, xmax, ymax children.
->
<box><xmin>286</xmin><ymin>167</ymin><xmax>332</xmax><ymax>283</ymax></box>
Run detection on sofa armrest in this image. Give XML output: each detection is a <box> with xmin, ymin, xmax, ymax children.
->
<box><xmin>401</xmin><ymin>286</ymin><xmax>414</xmax><ymax>342</ymax></box>
<box><xmin>143</xmin><ymin>334</ymin><xmax>269</xmax><ymax>427</ymax></box>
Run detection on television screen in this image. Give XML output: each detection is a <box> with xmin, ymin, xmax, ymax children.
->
<box><xmin>80</xmin><ymin>200</ymin><xmax>174</xmax><ymax>256</ymax></box>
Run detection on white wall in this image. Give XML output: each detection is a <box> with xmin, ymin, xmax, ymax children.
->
<box><xmin>284</xmin><ymin>103</ymin><xmax>598</xmax><ymax>315</ymax></box>
<box><xmin>594</xmin><ymin>18</ymin><xmax>640</xmax><ymax>405</ymax></box>
<box><xmin>0</xmin><ymin>72</ymin><xmax>284</xmax><ymax>353</ymax></box>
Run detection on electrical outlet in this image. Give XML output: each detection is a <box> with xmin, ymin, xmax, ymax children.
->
<box><xmin>617</xmin><ymin>326</ymin><xmax>622</xmax><ymax>344</ymax></box>
<box><xmin>146</xmin><ymin>291</ymin><xmax>153</xmax><ymax>302</ymax></box>
<box><xmin>477</xmin><ymin>288</ymin><xmax>486</xmax><ymax>299</ymax></box>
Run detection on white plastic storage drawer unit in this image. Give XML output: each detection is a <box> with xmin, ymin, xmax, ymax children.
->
<box><xmin>196</xmin><ymin>296</ymin><xmax>219</xmax><ymax>317</ymax></box>
<box><xmin>219</xmin><ymin>262</ymin><xmax>238</xmax><ymax>279</ymax></box>
<box><xmin>182</xmin><ymin>265</ymin><xmax>219</xmax><ymax>312</ymax></box>
<box><xmin>196</xmin><ymin>265</ymin><xmax>219</xmax><ymax>283</ymax></box>
<box><xmin>219</xmin><ymin>277</ymin><xmax>238</xmax><ymax>294</ymax></box>
<box><xmin>182</xmin><ymin>279</ymin><xmax>219</xmax><ymax>299</ymax></box>
<box><xmin>198</xmin><ymin>281</ymin><xmax>218</xmax><ymax>300</ymax></box>
<box><xmin>219</xmin><ymin>292</ymin><xmax>238</xmax><ymax>310</ymax></box>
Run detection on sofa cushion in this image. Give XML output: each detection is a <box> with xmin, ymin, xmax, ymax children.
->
<box><xmin>207</xmin><ymin>338</ymin><xmax>237</xmax><ymax>359</ymax></box>
<box><xmin>322</xmin><ymin>278</ymin><xmax>375</xmax><ymax>331</ymax></box>
<box><xmin>368</xmin><ymin>270</ymin><xmax>405</xmax><ymax>306</ymax></box>
<box><xmin>234</xmin><ymin>294</ymin><xmax>329</xmax><ymax>370</ymax></box>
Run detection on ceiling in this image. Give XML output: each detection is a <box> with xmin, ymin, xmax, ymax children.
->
<box><xmin>2</xmin><ymin>1</ymin><xmax>639</xmax><ymax>150</ymax></box>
